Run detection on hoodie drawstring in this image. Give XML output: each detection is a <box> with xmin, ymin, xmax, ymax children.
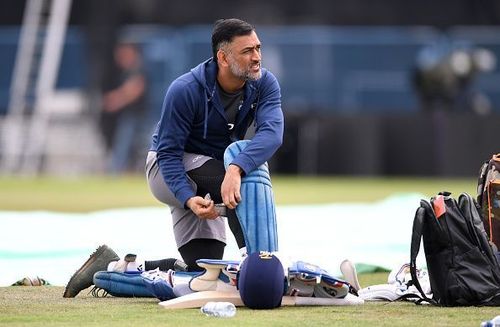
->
<box><xmin>203</xmin><ymin>97</ymin><xmax>208</xmax><ymax>139</ymax></box>
<box><xmin>203</xmin><ymin>87</ymin><xmax>216</xmax><ymax>139</ymax></box>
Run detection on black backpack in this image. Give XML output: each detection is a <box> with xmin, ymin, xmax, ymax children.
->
<box><xmin>410</xmin><ymin>191</ymin><xmax>500</xmax><ymax>306</ymax></box>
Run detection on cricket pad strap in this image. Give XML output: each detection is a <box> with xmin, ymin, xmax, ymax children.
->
<box><xmin>224</xmin><ymin>140</ymin><xmax>278</xmax><ymax>254</ymax></box>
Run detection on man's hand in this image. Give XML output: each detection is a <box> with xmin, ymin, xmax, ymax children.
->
<box><xmin>186</xmin><ymin>196</ymin><xmax>219</xmax><ymax>219</ymax></box>
<box><xmin>221</xmin><ymin>164</ymin><xmax>242</xmax><ymax>209</ymax></box>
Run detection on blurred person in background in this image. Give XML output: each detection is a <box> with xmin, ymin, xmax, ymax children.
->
<box><xmin>146</xmin><ymin>18</ymin><xmax>284</xmax><ymax>271</ymax></box>
<box><xmin>101</xmin><ymin>42</ymin><xmax>147</xmax><ymax>174</ymax></box>
<box><xmin>413</xmin><ymin>43</ymin><xmax>497</xmax><ymax>115</ymax></box>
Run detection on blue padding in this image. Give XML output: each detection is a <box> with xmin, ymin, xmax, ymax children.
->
<box><xmin>288</xmin><ymin>261</ymin><xmax>351</xmax><ymax>297</ymax></box>
<box><xmin>93</xmin><ymin>271</ymin><xmax>154</xmax><ymax>298</ymax></box>
<box><xmin>224</xmin><ymin>140</ymin><xmax>278</xmax><ymax>254</ymax></box>
<box><xmin>289</xmin><ymin>261</ymin><xmax>325</xmax><ymax>278</ymax></box>
<box><xmin>288</xmin><ymin>261</ymin><xmax>349</xmax><ymax>285</ymax></box>
<box><xmin>196</xmin><ymin>259</ymin><xmax>240</xmax><ymax>266</ymax></box>
<box><xmin>142</xmin><ymin>277</ymin><xmax>177</xmax><ymax>301</ymax></box>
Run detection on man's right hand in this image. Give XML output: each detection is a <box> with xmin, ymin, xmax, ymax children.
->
<box><xmin>221</xmin><ymin>164</ymin><xmax>242</xmax><ymax>209</ymax></box>
<box><xmin>186</xmin><ymin>196</ymin><xmax>219</xmax><ymax>219</ymax></box>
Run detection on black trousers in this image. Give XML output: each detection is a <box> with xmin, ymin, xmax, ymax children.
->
<box><xmin>179</xmin><ymin>158</ymin><xmax>246</xmax><ymax>271</ymax></box>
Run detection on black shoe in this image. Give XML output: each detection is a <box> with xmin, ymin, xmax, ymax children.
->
<box><xmin>63</xmin><ymin>245</ymin><xmax>119</xmax><ymax>298</ymax></box>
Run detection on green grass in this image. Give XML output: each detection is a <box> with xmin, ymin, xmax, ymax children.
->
<box><xmin>1</xmin><ymin>274</ymin><xmax>498</xmax><ymax>327</ymax></box>
<box><xmin>272</xmin><ymin>175</ymin><xmax>476</xmax><ymax>205</ymax></box>
<box><xmin>0</xmin><ymin>175</ymin><xmax>476</xmax><ymax>212</ymax></box>
<box><xmin>0</xmin><ymin>175</ymin><xmax>157</xmax><ymax>212</ymax></box>
<box><xmin>0</xmin><ymin>175</ymin><xmax>494</xmax><ymax>326</ymax></box>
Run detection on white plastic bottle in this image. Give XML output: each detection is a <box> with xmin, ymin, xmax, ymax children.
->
<box><xmin>200</xmin><ymin>301</ymin><xmax>236</xmax><ymax>318</ymax></box>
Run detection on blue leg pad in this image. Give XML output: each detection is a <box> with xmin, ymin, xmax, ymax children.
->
<box><xmin>224</xmin><ymin>140</ymin><xmax>279</xmax><ymax>254</ymax></box>
<box><xmin>93</xmin><ymin>271</ymin><xmax>154</xmax><ymax>298</ymax></box>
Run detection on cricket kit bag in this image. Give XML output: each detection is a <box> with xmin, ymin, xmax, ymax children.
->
<box><xmin>410</xmin><ymin>191</ymin><xmax>500</xmax><ymax>306</ymax></box>
<box><xmin>477</xmin><ymin>153</ymin><xmax>500</xmax><ymax>251</ymax></box>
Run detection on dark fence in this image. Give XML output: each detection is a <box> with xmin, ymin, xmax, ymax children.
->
<box><xmin>274</xmin><ymin>111</ymin><xmax>499</xmax><ymax>176</ymax></box>
<box><xmin>2</xmin><ymin>25</ymin><xmax>500</xmax><ymax>117</ymax></box>
<box><xmin>1</xmin><ymin>25</ymin><xmax>499</xmax><ymax>176</ymax></box>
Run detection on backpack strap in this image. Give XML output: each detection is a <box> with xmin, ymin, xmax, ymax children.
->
<box><xmin>409</xmin><ymin>205</ymin><xmax>437</xmax><ymax>305</ymax></box>
<box><xmin>477</xmin><ymin>159</ymin><xmax>490</xmax><ymax>205</ymax></box>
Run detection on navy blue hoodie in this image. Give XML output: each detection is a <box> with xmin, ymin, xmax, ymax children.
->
<box><xmin>150</xmin><ymin>58</ymin><xmax>284</xmax><ymax>206</ymax></box>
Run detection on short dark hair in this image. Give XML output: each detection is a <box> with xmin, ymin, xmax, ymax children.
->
<box><xmin>211</xmin><ymin>18</ymin><xmax>255</xmax><ymax>60</ymax></box>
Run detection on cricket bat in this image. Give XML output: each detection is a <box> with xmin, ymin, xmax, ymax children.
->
<box><xmin>158</xmin><ymin>291</ymin><xmax>364</xmax><ymax>309</ymax></box>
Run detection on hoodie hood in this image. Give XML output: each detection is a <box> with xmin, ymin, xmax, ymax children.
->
<box><xmin>191</xmin><ymin>58</ymin><xmax>217</xmax><ymax>99</ymax></box>
<box><xmin>190</xmin><ymin>58</ymin><xmax>217</xmax><ymax>139</ymax></box>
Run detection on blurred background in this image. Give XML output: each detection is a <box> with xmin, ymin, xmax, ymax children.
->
<box><xmin>0</xmin><ymin>0</ymin><xmax>499</xmax><ymax>178</ymax></box>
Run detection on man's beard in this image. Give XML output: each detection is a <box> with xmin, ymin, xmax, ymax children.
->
<box><xmin>229</xmin><ymin>60</ymin><xmax>262</xmax><ymax>81</ymax></box>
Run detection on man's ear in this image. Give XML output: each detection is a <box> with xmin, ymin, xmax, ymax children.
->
<box><xmin>217</xmin><ymin>49</ymin><xmax>228</xmax><ymax>67</ymax></box>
